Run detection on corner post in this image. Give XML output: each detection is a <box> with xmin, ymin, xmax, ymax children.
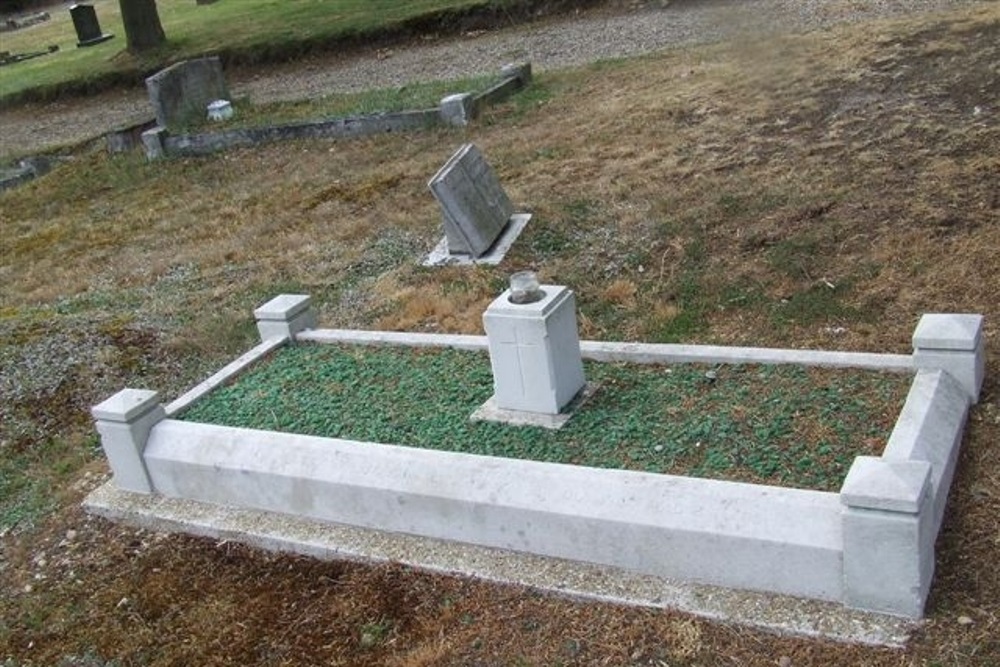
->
<box><xmin>439</xmin><ymin>93</ymin><xmax>477</xmax><ymax>126</ymax></box>
<box><xmin>141</xmin><ymin>126</ymin><xmax>167</xmax><ymax>161</ymax></box>
<box><xmin>912</xmin><ymin>313</ymin><xmax>985</xmax><ymax>403</ymax></box>
<box><xmin>500</xmin><ymin>62</ymin><xmax>532</xmax><ymax>86</ymax></box>
<box><xmin>91</xmin><ymin>389</ymin><xmax>165</xmax><ymax>494</ymax></box>
<box><xmin>840</xmin><ymin>456</ymin><xmax>935</xmax><ymax>617</ymax></box>
<box><xmin>254</xmin><ymin>294</ymin><xmax>316</xmax><ymax>342</ymax></box>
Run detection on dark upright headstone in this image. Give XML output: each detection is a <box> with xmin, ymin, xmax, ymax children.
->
<box><xmin>70</xmin><ymin>4</ymin><xmax>114</xmax><ymax>48</ymax></box>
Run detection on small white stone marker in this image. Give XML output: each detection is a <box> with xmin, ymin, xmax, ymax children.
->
<box><xmin>840</xmin><ymin>456</ymin><xmax>935</xmax><ymax>617</ymax></box>
<box><xmin>206</xmin><ymin>99</ymin><xmax>234</xmax><ymax>121</ymax></box>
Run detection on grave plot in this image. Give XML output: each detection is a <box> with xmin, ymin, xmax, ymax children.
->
<box><xmin>84</xmin><ymin>289</ymin><xmax>985</xmax><ymax>629</ymax></box>
<box><xmin>138</xmin><ymin>62</ymin><xmax>534</xmax><ymax>159</ymax></box>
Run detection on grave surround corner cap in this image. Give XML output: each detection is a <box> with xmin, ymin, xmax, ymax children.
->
<box><xmin>912</xmin><ymin>313</ymin><xmax>983</xmax><ymax>351</ymax></box>
<box><xmin>501</xmin><ymin>62</ymin><xmax>532</xmax><ymax>80</ymax></box>
<box><xmin>92</xmin><ymin>389</ymin><xmax>161</xmax><ymax>423</ymax></box>
<box><xmin>840</xmin><ymin>456</ymin><xmax>932</xmax><ymax>513</ymax></box>
<box><xmin>254</xmin><ymin>294</ymin><xmax>312</xmax><ymax>321</ymax></box>
<box><xmin>486</xmin><ymin>284</ymin><xmax>572</xmax><ymax>317</ymax></box>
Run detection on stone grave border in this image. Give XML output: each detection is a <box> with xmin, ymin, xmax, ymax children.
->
<box><xmin>138</xmin><ymin>63</ymin><xmax>533</xmax><ymax>160</ymax></box>
<box><xmin>0</xmin><ymin>11</ymin><xmax>51</xmax><ymax>33</ymax></box>
<box><xmin>0</xmin><ymin>155</ymin><xmax>65</xmax><ymax>192</ymax></box>
<box><xmin>84</xmin><ymin>295</ymin><xmax>984</xmax><ymax>637</ymax></box>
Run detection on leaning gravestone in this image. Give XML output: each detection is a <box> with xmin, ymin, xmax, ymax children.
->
<box><xmin>145</xmin><ymin>57</ymin><xmax>229</xmax><ymax>130</ymax></box>
<box><xmin>428</xmin><ymin>144</ymin><xmax>514</xmax><ymax>257</ymax></box>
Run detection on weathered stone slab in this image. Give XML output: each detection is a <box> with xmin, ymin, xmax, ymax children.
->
<box><xmin>146</xmin><ymin>57</ymin><xmax>229</xmax><ymax>129</ymax></box>
<box><xmin>106</xmin><ymin>118</ymin><xmax>158</xmax><ymax>154</ymax></box>
<box><xmin>428</xmin><ymin>144</ymin><xmax>514</xmax><ymax>257</ymax></box>
<box><xmin>439</xmin><ymin>93</ymin><xmax>477</xmax><ymax>127</ymax></box>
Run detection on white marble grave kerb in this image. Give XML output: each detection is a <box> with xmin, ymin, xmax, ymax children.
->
<box><xmin>85</xmin><ymin>295</ymin><xmax>986</xmax><ymax>627</ymax></box>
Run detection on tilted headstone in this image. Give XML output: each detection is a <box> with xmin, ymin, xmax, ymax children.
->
<box><xmin>70</xmin><ymin>3</ymin><xmax>113</xmax><ymax>48</ymax></box>
<box><xmin>428</xmin><ymin>144</ymin><xmax>514</xmax><ymax>257</ymax></box>
<box><xmin>145</xmin><ymin>57</ymin><xmax>229</xmax><ymax>130</ymax></box>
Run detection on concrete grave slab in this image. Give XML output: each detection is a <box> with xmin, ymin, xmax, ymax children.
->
<box><xmin>141</xmin><ymin>63</ymin><xmax>533</xmax><ymax>160</ymax></box>
<box><xmin>423</xmin><ymin>212</ymin><xmax>531</xmax><ymax>266</ymax></box>
<box><xmin>85</xmin><ymin>481</ymin><xmax>917</xmax><ymax>647</ymax></box>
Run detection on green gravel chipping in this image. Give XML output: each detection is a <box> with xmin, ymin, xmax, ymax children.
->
<box><xmin>179</xmin><ymin>343</ymin><xmax>913</xmax><ymax>492</ymax></box>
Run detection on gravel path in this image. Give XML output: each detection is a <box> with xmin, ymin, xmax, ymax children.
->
<box><xmin>0</xmin><ymin>0</ymin><xmax>972</xmax><ymax>158</ymax></box>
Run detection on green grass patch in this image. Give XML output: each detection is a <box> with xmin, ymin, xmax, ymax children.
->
<box><xmin>0</xmin><ymin>0</ymin><xmax>541</xmax><ymax>104</ymax></box>
<box><xmin>771</xmin><ymin>282</ymin><xmax>871</xmax><ymax>326</ymax></box>
<box><xmin>489</xmin><ymin>81</ymin><xmax>554</xmax><ymax>120</ymax></box>
<box><xmin>0</xmin><ymin>436</ymin><xmax>97</xmax><ymax>535</ymax></box>
<box><xmin>179</xmin><ymin>343</ymin><xmax>911</xmax><ymax>491</ymax></box>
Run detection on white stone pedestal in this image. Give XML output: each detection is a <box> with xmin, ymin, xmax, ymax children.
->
<box><xmin>481</xmin><ymin>284</ymin><xmax>586</xmax><ymax>417</ymax></box>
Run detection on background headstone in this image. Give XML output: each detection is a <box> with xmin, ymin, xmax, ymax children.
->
<box><xmin>145</xmin><ymin>57</ymin><xmax>229</xmax><ymax>130</ymax></box>
<box><xmin>428</xmin><ymin>144</ymin><xmax>514</xmax><ymax>257</ymax></box>
<box><xmin>70</xmin><ymin>3</ymin><xmax>114</xmax><ymax>47</ymax></box>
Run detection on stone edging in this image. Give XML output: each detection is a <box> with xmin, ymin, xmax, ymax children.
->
<box><xmin>139</xmin><ymin>63</ymin><xmax>533</xmax><ymax>160</ymax></box>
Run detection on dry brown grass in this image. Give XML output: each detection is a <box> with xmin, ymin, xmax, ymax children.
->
<box><xmin>1</xmin><ymin>2</ymin><xmax>999</xmax><ymax>665</ymax></box>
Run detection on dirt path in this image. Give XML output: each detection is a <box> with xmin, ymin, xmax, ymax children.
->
<box><xmin>0</xmin><ymin>0</ymin><xmax>970</xmax><ymax>159</ymax></box>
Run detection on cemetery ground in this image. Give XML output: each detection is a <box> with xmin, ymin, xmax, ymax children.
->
<box><xmin>0</xmin><ymin>0</ymin><xmax>573</xmax><ymax>105</ymax></box>
<box><xmin>2</xmin><ymin>1</ymin><xmax>999</xmax><ymax>665</ymax></box>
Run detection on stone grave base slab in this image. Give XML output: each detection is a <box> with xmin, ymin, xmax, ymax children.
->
<box><xmin>84</xmin><ymin>480</ymin><xmax>917</xmax><ymax>647</ymax></box>
<box><xmin>470</xmin><ymin>382</ymin><xmax>599</xmax><ymax>430</ymax></box>
<box><xmin>424</xmin><ymin>213</ymin><xmax>531</xmax><ymax>266</ymax></box>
